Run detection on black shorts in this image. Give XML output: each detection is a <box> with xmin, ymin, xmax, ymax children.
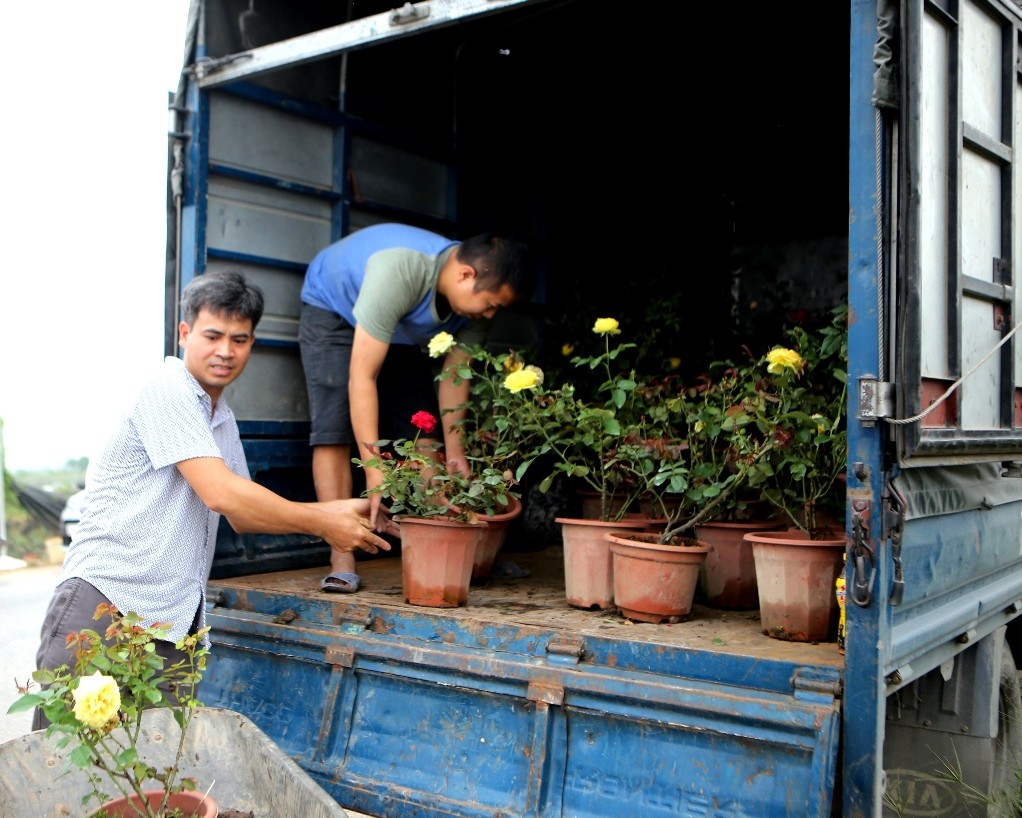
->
<box><xmin>299</xmin><ymin>303</ymin><xmax>442</xmax><ymax>447</ymax></box>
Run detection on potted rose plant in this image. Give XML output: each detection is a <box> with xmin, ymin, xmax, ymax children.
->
<box><xmin>431</xmin><ymin>320</ymin><xmax>648</xmax><ymax>608</ymax></box>
<box><xmin>741</xmin><ymin>305</ymin><xmax>850</xmax><ymax>642</ymax></box>
<box><xmin>7</xmin><ymin>605</ymin><xmax>215</xmax><ymax>818</ymax></box>
<box><xmin>467</xmin><ymin>317</ymin><xmax>686</xmax><ymax>609</ymax></box>
<box><xmin>601</xmin><ymin>356</ymin><xmax>780</xmax><ymax>621</ymax></box>
<box><xmin>353</xmin><ymin>409</ymin><xmax>519</xmax><ymax>606</ymax></box>
<box><xmin>431</xmin><ymin>331</ymin><xmax>543</xmax><ymax>483</ymax></box>
<box><xmin>752</xmin><ymin>305</ymin><xmax>849</xmax><ymax>538</ymax></box>
<box><xmin>353</xmin><ymin>409</ymin><xmax>518</xmax><ymax>523</ymax></box>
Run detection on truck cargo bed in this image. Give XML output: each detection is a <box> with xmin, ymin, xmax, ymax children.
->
<box><xmin>203</xmin><ymin>545</ymin><xmax>844</xmax><ymax>817</ymax></box>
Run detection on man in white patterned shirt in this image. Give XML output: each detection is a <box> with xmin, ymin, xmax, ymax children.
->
<box><xmin>31</xmin><ymin>269</ymin><xmax>393</xmax><ymax>729</ymax></box>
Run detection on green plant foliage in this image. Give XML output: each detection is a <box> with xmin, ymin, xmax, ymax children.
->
<box><xmin>7</xmin><ymin>605</ymin><xmax>209</xmax><ymax>817</ymax></box>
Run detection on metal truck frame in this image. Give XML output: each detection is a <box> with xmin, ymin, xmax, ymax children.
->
<box><xmin>167</xmin><ymin>1</ymin><xmax>1022</xmax><ymax>815</ymax></box>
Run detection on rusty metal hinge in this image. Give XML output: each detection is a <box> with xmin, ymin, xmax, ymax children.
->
<box><xmin>546</xmin><ymin>635</ymin><xmax>585</xmax><ymax>665</ymax></box>
<box><xmin>791</xmin><ymin>667</ymin><xmax>842</xmax><ymax>698</ymax></box>
<box><xmin>325</xmin><ymin>645</ymin><xmax>355</xmax><ymax>668</ymax></box>
<box><xmin>858</xmin><ymin>376</ymin><xmax>895</xmax><ymax>424</ymax></box>
<box><xmin>527</xmin><ymin>680</ymin><xmax>564</xmax><ymax>706</ymax></box>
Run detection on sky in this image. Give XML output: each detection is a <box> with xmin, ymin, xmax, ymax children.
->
<box><xmin>0</xmin><ymin>2</ymin><xmax>193</xmax><ymax>471</ymax></box>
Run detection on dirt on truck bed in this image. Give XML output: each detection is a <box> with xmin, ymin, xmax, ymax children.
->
<box><xmin>207</xmin><ymin>545</ymin><xmax>844</xmax><ymax>670</ymax></box>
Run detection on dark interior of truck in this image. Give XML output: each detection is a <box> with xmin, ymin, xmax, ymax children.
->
<box><xmin>203</xmin><ymin>0</ymin><xmax>849</xmax><ymax>376</ymax></box>
<box><xmin>194</xmin><ymin>0</ymin><xmax>850</xmax><ymax>544</ymax></box>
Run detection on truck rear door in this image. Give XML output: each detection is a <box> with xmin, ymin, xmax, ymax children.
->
<box><xmin>847</xmin><ymin>0</ymin><xmax>1022</xmax><ymax>813</ymax></box>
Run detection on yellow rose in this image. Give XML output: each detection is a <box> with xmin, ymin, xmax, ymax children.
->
<box><xmin>592</xmin><ymin>317</ymin><xmax>620</xmax><ymax>335</ymax></box>
<box><xmin>427</xmin><ymin>332</ymin><xmax>456</xmax><ymax>359</ymax></box>
<box><xmin>668</xmin><ymin>357</ymin><xmax>681</xmax><ymax>370</ymax></box>
<box><xmin>72</xmin><ymin>671</ymin><xmax>120</xmax><ymax>730</ymax></box>
<box><xmin>694</xmin><ymin>420</ymin><xmax>705</xmax><ymax>433</ymax></box>
<box><xmin>766</xmin><ymin>347</ymin><xmax>804</xmax><ymax>375</ymax></box>
<box><xmin>504</xmin><ymin>368</ymin><xmax>541</xmax><ymax>393</ymax></box>
<box><xmin>561</xmin><ymin>343</ymin><xmax>575</xmax><ymax>357</ymax></box>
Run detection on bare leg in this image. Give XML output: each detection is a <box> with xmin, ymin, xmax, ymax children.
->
<box><xmin>312</xmin><ymin>445</ymin><xmax>358</xmax><ymax>582</ymax></box>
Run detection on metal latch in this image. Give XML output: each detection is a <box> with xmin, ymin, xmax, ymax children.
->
<box><xmin>850</xmin><ymin>500</ymin><xmax>875</xmax><ymax>608</ymax></box>
<box><xmin>858</xmin><ymin>377</ymin><xmax>895</xmax><ymax>423</ymax></box>
<box><xmin>883</xmin><ymin>475</ymin><xmax>907</xmax><ymax>605</ymax></box>
<box><xmin>337</xmin><ymin>604</ymin><xmax>373</xmax><ymax>629</ymax></box>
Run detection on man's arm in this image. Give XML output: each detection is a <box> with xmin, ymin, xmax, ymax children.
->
<box><xmin>438</xmin><ymin>346</ymin><xmax>472</xmax><ymax>477</ymax></box>
<box><xmin>176</xmin><ymin>457</ymin><xmax>394</xmax><ymax>553</ymax></box>
<box><xmin>349</xmin><ymin>325</ymin><xmax>391</xmax><ymax>528</ymax></box>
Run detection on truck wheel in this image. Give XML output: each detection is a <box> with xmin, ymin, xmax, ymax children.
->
<box><xmin>992</xmin><ymin>641</ymin><xmax>1022</xmax><ymax>808</ymax></box>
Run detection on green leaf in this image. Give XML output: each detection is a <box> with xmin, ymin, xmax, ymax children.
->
<box><xmin>6</xmin><ymin>694</ymin><xmax>43</xmax><ymax>714</ymax></box>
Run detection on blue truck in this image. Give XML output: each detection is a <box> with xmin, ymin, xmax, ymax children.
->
<box><xmin>167</xmin><ymin>1</ymin><xmax>1022</xmax><ymax>815</ymax></box>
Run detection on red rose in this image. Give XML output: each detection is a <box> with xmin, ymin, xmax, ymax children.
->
<box><xmin>411</xmin><ymin>411</ymin><xmax>437</xmax><ymax>434</ymax></box>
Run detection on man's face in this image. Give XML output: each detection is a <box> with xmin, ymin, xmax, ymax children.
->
<box><xmin>448</xmin><ymin>280</ymin><xmax>516</xmax><ymax>321</ymax></box>
<box><xmin>178</xmin><ymin>308</ymin><xmax>255</xmax><ymax>400</ymax></box>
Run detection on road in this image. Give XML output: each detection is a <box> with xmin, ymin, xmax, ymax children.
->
<box><xmin>0</xmin><ymin>562</ymin><xmax>61</xmax><ymax>744</ymax></box>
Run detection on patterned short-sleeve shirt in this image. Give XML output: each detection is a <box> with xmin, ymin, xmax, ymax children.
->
<box><xmin>60</xmin><ymin>356</ymin><xmax>250</xmax><ymax>642</ymax></box>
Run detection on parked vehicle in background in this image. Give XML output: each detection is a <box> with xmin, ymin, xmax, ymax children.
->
<box><xmin>59</xmin><ymin>489</ymin><xmax>84</xmax><ymax>546</ymax></box>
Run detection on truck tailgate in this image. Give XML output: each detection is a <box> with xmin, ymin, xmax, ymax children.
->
<box><xmin>203</xmin><ymin>546</ymin><xmax>842</xmax><ymax>818</ymax></box>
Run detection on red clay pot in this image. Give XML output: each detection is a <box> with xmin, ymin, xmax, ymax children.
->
<box><xmin>606</xmin><ymin>532</ymin><xmax>710</xmax><ymax>624</ymax></box>
<box><xmin>397</xmin><ymin>516</ymin><xmax>487</xmax><ymax>607</ymax></box>
<box><xmin>89</xmin><ymin>789</ymin><xmax>217</xmax><ymax>818</ymax></box>
<box><xmin>472</xmin><ymin>495</ymin><xmax>523</xmax><ymax>579</ymax></box>
<box><xmin>555</xmin><ymin>517</ymin><xmax>648</xmax><ymax>609</ymax></box>
<box><xmin>745</xmin><ymin>529</ymin><xmax>847</xmax><ymax>642</ymax></box>
<box><xmin>695</xmin><ymin>519</ymin><xmax>784</xmax><ymax>610</ymax></box>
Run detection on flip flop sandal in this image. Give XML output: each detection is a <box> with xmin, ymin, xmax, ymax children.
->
<box><xmin>320</xmin><ymin>572</ymin><xmax>361</xmax><ymax>593</ymax></box>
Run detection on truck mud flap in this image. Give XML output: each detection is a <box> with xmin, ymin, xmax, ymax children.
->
<box><xmin>203</xmin><ymin>583</ymin><xmax>841</xmax><ymax>818</ymax></box>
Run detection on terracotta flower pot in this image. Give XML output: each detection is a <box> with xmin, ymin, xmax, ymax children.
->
<box><xmin>695</xmin><ymin>519</ymin><xmax>785</xmax><ymax>610</ymax></box>
<box><xmin>606</xmin><ymin>532</ymin><xmax>710</xmax><ymax>624</ymax></box>
<box><xmin>555</xmin><ymin>517</ymin><xmax>648</xmax><ymax>609</ymax></box>
<box><xmin>472</xmin><ymin>495</ymin><xmax>524</xmax><ymax>580</ymax></box>
<box><xmin>396</xmin><ymin>516</ymin><xmax>488</xmax><ymax>607</ymax></box>
<box><xmin>89</xmin><ymin>789</ymin><xmax>217</xmax><ymax>818</ymax></box>
<box><xmin>745</xmin><ymin>529</ymin><xmax>847</xmax><ymax>643</ymax></box>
